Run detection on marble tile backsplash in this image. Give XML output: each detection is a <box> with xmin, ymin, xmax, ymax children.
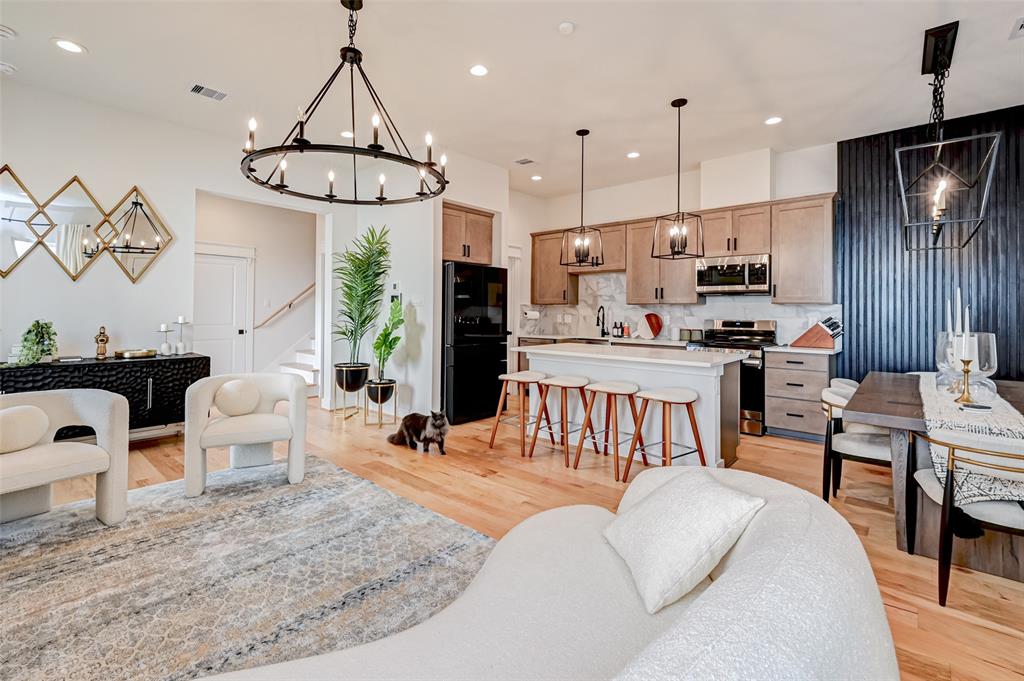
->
<box><xmin>519</xmin><ymin>272</ymin><xmax>842</xmax><ymax>344</ymax></box>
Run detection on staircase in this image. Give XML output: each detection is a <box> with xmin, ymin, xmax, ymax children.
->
<box><xmin>279</xmin><ymin>338</ymin><xmax>320</xmax><ymax>397</ymax></box>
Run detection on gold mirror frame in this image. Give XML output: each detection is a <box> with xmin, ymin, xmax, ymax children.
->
<box><xmin>35</xmin><ymin>175</ymin><xmax>107</xmax><ymax>282</ymax></box>
<box><xmin>0</xmin><ymin>165</ymin><xmax>47</xmax><ymax>278</ymax></box>
<box><xmin>102</xmin><ymin>185</ymin><xmax>174</xmax><ymax>283</ymax></box>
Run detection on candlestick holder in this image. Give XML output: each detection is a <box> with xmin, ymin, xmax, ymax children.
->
<box><xmin>157</xmin><ymin>329</ymin><xmax>174</xmax><ymax>356</ymax></box>
<box><xmin>954</xmin><ymin>359</ymin><xmax>975</xmax><ymax>404</ymax></box>
<box><xmin>174</xmin><ymin>320</ymin><xmax>191</xmax><ymax>355</ymax></box>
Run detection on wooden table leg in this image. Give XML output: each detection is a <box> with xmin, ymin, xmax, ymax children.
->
<box><xmin>685</xmin><ymin>402</ymin><xmax>707</xmax><ymax>467</ymax></box>
<box><xmin>528</xmin><ymin>384</ymin><xmax>550</xmax><ymax>459</ymax></box>
<box><xmin>626</xmin><ymin>394</ymin><xmax>648</xmax><ymax>464</ymax></box>
<box><xmin>560</xmin><ymin>388</ymin><xmax>569</xmax><ymax>467</ymax></box>
<box><xmin>611</xmin><ymin>396</ymin><xmax>620</xmax><ymax>482</ymax></box>
<box><xmin>890</xmin><ymin>428</ymin><xmax>911</xmax><ymax>552</ymax></box>
<box><xmin>662</xmin><ymin>401</ymin><xmax>672</xmax><ymax>467</ymax></box>
<box><xmin>518</xmin><ymin>382</ymin><xmax>527</xmax><ymax>458</ymax></box>
<box><xmin>603</xmin><ymin>393</ymin><xmax>612</xmax><ymax>456</ymax></box>
<box><xmin>622</xmin><ymin>398</ymin><xmax>649</xmax><ymax>483</ymax></box>
<box><xmin>578</xmin><ymin>388</ymin><xmax>600</xmax><ymax>454</ymax></box>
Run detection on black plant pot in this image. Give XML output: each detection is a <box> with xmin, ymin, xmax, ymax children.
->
<box><xmin>366</xmin><ymin>378</ymin><xmax>396</xmax><ymax>405</ymax></box>
<box><xmin>335</xmin><ymin>362</ymin><xmax>370</xmax><ymax>393</ymax></box>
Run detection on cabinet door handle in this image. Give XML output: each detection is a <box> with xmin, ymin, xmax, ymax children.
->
<box><xmin>772</xmin><ymin>283</ymin><xmax>777</xmax><ymax>297</ymax></box>
<box><xmin>660</xmin><ymin>287</ymin><xmax>665</xmax><ymax>300</ymax></box>
<box><xmin>467</xmin><ymin>244</ymin><xmax>471</xmax><ymax>258</ymax></box>
<box><xmin>785</xmin><ymin>360</ymin><xmax>805</xmax><ymax>365</ymax></box>
<box><xmin>786</xmin><ymin>382</ymin><xmax>805</xmax><ymax>387</ymax></box>
<box><xmin>147</xmin><ymin>377</ymin><xmax>153</xmax><ymax>410</ymax></box>
<box><xmin>562</xmin><ymin>289</ymin><xmax>566</xmax><ymax>301</ymax></box>
<box><xmin>785</xmin><ymin>412</ymin><xmax>805</xmax><ymax>418</ymax></box>
<box><xmin>733</xmin><ymin>237</ymin><xmax>738</xmax><ymax>251</ymax></box>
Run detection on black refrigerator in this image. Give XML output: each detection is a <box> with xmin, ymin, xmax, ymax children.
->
<box><xmin>441</xmin><ymin>262</ymin><xmax>508</xmax><ymax>424</ymax></box>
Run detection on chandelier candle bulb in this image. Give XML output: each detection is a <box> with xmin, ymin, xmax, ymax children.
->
<box><xmin>377</xmin><ymin>173</ymin><xmax>386</xmax><ymax>201</ymax></box>
<box><xmin>278</xmin><ymin>159</ymin><xmax>287</xmax><ymax>187</ymax></box>
<box><xmin>371</xmin><ymin>114</ymin><xmax>381</xmax><ymax>148</ymax></box>
<box><xmin>246</xmin><ymin>118</ymin><xmax>257</xmax><ymax>152</ymax></box>
<box><xmin>417</xmin><ymin>169</ymin><xmax>427</xmax><ymax>197</ymax></box>
<box><xmin>440</xmin><ymin>154</ymin><xmax>447</xmax><ymax>180</ymax></box>
<box><xmin>425</xmin><ymin>132</ymin><xmax>433</xmax><ymax>164</ymax></box>
<box><xmin>327</xmin><ymin>170</ymin><xmax>335</xmax><ymax>198</ymax></box>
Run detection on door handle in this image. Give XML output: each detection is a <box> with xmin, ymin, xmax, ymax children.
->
<box><xmin>238</xmin><ymin>329</ymin><xmax>245</xmax><ymax>335</ymax></box>
<box><xmin>732</xmin><ymin>237</ymin><xmax>738</xmax><ymax>251</ymax></box>
<box><xmin>146</xmin><ymin>377</ymin><xmax>153</xmax><ymax>410</ymax></box>
<box><xmin>772</xmin><ymin>283</ymin><xmax>777</xmax><ymax>297</ymax></box>
<box><xmin>660</xmin><ymin>287</ymin><xmax>664</xmax><ymax>300</ymax></box>
<box><xmin>562</xmin><ymin>289</ymin><xmax>566</xmax><ymax>301</ymax></box>
<box><xmin>785</xmin><ymin>412</ymin><xmax>805</xmax><ymax>418</ymax></box>
<box><xmin>467</xmin><ymin>244</ymin><xmax>471</xmax><ymax>257</ymax></box>
<box><xmin>785</xmin><ymin>360</ymin><xmax>805</xmax><ymax>365</ymax></box>
<box><xmin>785</xmin><ymin>382</ymin><xmax>805</xmax><ymax>387</ymax></box>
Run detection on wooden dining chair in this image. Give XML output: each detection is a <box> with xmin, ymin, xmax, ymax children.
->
<box><xmin>906</xmin><ymin>432</ymin><xmax>1024</xmax><ymax>606</ymax></box>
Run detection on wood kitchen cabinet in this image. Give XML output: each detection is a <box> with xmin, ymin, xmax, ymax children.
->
<box><xmin>531</xmin><ymin>232</ymin><xmax>578</xmax><ymax>305</ymax></box>
<box><xmin>770</xmin><ymin>194</ymin><xmax>835</xmax><ymax>304</ymax></box>
<box><xmin>625</xmin><ymin>220</ymin><xmax>698</xmax><ymax>305</ymax></box>
<box><xmin>442</xmin><ymin>203</ymin><xmax>493</xmax><ymax>265</ymax></box>
<box><xmin>567</xmin><ymin>223</ymin><xmax>626</xmax><ymax>274</ymax></box>
<box><xmin>699</xmin><ymin>204</ymin><xmax>771</xmax><ymax>257</ymax></box>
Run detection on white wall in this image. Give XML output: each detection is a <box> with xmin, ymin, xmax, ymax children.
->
<box><xmin>700</xmin><ymin>148</ymin><xmax>773</xmax><ymax>209</ymax></box>
<box><xmin>772</xmin><ymin>143</ymin><xmax>838</xmax><ymax>200</ymax></box>
<box><xmin>195</xmin><ymin>192</ymin><xmax>316</xmax><ymax>371</ymax></box>
<box><xmin>506</xmin><ymin>191</ymin><xmax>546</xmax><ymax>307</ymax></box>
<box><xmin>544</xmin><ymin>170</ymin><xmax>701</xmax><ymax>227</ymax></box>
<box><xmin>0</xmin><ymin>82</ymin><xmax>353</xmax><ymax>362</ymax></box>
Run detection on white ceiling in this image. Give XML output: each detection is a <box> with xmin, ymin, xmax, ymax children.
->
<box><xmin>1</xmin><ymin>1</ymin><xmax>1022</xmax><ymax>197</ymax></box>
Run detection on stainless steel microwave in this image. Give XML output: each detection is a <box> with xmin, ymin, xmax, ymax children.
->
<box><xmin>696</xmin><ymin>254</ymin><xmax>771</xmax><ymax>294</ymax></box>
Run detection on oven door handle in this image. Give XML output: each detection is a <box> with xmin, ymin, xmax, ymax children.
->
<box><xmin>741</xmin><ymin>358</ymin><xmax>763</xmax><ymax>368</ymax></box>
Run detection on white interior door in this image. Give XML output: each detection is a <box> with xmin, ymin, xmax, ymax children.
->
<box><xmin>193</xmin><ymin>253</ymin><xmax>252</xmax><ymax>374</ymax></box>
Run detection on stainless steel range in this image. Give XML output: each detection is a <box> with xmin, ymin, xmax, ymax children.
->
<box><xmin>699</xmin><ymin>320</ymin><xmax>777</xmax><ymax>436</ymax></box>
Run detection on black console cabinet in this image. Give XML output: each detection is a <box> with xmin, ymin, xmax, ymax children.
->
<box><xmin>0</xmin><ymin>354</ymin><xmax>210</xmax><ymax>434</ymax></box>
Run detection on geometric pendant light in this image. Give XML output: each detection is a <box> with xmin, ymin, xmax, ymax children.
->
<box><xmin>895</xmin><ymin>21</ymin><xmax>1001</xmax><ymax>252</ymax></box>
<box><xmin>560</xmin><ymin>129</ymin><xmax>604</xmax><ymax>267</ymax></box>
<box><xmin>652</xmin><ymin>98</ymin><xmax>704</xmax><ymax>260</ymax></box>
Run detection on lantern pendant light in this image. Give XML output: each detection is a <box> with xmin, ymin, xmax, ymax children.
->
<box><xmin>560</xmin><ymin>129</ymin><xmax>604</xmax><ymax>267</ymax></box>
<box><xmin>652</xmin><ymin>98</ymin><xmax>703</xmax><ymax>260</ymax></box>
<box><xmin>895</xmin><ymin>21</ymin><xmax>1000</xmax><ymax>252</ymax></box>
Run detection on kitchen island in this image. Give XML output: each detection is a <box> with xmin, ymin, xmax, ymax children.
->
<box><xmin>512</xmin><ymin>342</ymin><xmax>745</xmax><ymax>467</ymax></box>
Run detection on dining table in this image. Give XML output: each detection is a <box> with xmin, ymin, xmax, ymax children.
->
<box><xmin>843</xmin><ymin>371</ymin><xmax>1024</xmax><ymax>582</ymax></box>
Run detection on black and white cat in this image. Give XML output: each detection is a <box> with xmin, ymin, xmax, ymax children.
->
<box><xmin>386</xmin><ymin>411</ymin><xmax>450</xmax><ymax>455</ymax></box>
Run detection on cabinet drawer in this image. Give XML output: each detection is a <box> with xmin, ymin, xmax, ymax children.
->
<box><xmin>765</xmin><ymin>396</ymin><xmax>826</xmax><ymax>435</ymax></box>
<box><xmin>765</xmin><ymin>368</ymin><xmax>828</xmax><ymax>401</ymax></box>
<box><xmin>765</xmin><ymin>352</ymin><xmax>830</xmax><ymax>373</ymax></box>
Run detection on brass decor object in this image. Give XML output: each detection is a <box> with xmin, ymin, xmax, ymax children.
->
<box><xmin>0</xmin><ymin>167</ymin><xmax>174</xmax><ymax>282</ymax></box>
<box><xmin>363</xmin><ymin>382</ymin><xmax>399</xmax><ymax>428</ymax></box>
<box><xmin>954</xmin><ymin>359</ymin><xmax>975</xmax><ymax>404</ymax></box>
<box><xmin>94</xmin><ymin>326</ymin><xmax>110</xmax><ymax>359</ymax></box>
<box><xmin>114</xmin><ymin>349</ymin><xmax>157</xmax><ymax>359</ymax></box>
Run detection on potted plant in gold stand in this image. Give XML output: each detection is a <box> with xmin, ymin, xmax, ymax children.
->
<box><xmin>367</xmin><ymin>298</ymin><xmax>404</xmax><ymax>408</ymax></box>
<box><xmin>333</xmin><ymin>226</ymin><xmax>390</xmax><ymax>413</ymax></box>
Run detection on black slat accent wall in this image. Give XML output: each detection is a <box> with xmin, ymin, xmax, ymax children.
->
<box><xmin>836</xmin><ymin>105</ymin><xmax>1023</xmax><ymax>381</ymax></box>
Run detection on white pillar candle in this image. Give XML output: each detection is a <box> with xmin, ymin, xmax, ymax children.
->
<box><xmin>177</xmin><ymin>315</ymin><xmax>186</xmax><ymax>324</ymax></box>
<box><xmin>159</xmin><ymin>323</ymin><xmax>168</xmax><ymax>332</ymax></box>
<box><xmin>945</xmin><ymin>298</ymin><xmax>952</xmax><ymax>336</ymax></box>
<box><xmin>955</xmin><ymin>287</ymin><xmax>962</xmax><ymax>334</ymax></box>
<box><xmin>961</xmin><ymin>306</ymin><xmax>970</xmax><ymax>360</ymax></box>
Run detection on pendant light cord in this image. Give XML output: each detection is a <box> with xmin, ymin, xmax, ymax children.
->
<box><xmin>676</xmin><ymin>104</ymin><xmax>682</xmax><ymax>214</ymax></box>
<box><xmin>579</xmin><ymin>132</ymin><xmax>585</xmax><ymax>229</ymax></box>
<box><xmin>929</xmin><ymin>38</ymin><xmax>949</xmax><ymax>143</ymax></box>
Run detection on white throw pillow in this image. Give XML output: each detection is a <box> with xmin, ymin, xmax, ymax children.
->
<box><xmin>604</xmin><ymin>468</ymin><xmax>765</xmax><ymax>614</ymax></box>
<box><xmin>214</xmin><ymin>379</ymin><xmax>261</xmax><ymax>417</ymax></box>
<box><xmin>0</xmin><ymin>405</ymin><xmax>50</xmax><ymax>454</ymax></box>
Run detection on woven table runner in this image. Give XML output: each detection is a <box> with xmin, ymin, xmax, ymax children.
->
<box><xmin>918</xmin><ymin>372</ymin><xmax>1024</xmax><ymax>505</ymax></box>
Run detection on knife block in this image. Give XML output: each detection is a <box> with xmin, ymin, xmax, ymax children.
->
<box><xmin>791</xmin><ymin>323</ymin><xmax>836</xmax><ymax>349</ymax></box>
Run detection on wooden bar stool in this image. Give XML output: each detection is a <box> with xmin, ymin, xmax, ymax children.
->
<box><xmin>527</xmin><ymin>375</ymin><xmax>601</xmax><ymax>466</ymax></box>
<box><xmin>573</xmin><ymin>381</ymin><xmax>648</xmax><ymax>482</ymax></box>
<box><xmin>622</xmin><ymin>388</ymin><xmax>706</xmax><ymax>483</ymax></box>
<box><xmin>489</xmin><ymin>371</ymin><xmax>555</xmax><ymax>457</ymax></box>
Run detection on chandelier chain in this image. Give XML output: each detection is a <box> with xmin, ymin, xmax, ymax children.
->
<box><xmin>348</xmin><ymin>9</ymin><xmax>358</xmax><ymax>46</ymax></box>
<box><xmin>928</xmin><ymin>39</ymin><xmax>949</xmax><ymax>142</ymax></box>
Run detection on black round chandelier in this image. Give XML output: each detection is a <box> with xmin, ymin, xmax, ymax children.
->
<box><xmin>240</xmin><ymin>0</ymin><xmax>448</xmax><ymax>206</ymax></box>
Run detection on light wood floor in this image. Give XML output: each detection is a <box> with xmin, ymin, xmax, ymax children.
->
<box><xmin>52</xmin><ymin>398</ymin><xmax>1024</xmax><ymax>681</ymax></box>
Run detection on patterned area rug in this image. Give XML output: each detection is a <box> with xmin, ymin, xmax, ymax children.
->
<box><xmin>0</xmin><ymin>456</ymin><xmax>494</xmax><ymax>680</ymax></box>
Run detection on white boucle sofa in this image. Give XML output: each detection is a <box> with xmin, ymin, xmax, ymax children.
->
<box><xmin>213</xmin><ymin>466</ymin><xmax>899</xmax><ymax>681</ymax></box>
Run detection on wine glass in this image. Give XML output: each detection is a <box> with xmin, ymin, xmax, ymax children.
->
<box><xmin>970</xmin><ymin>332</ymin><xmax>998</xmax><ymax>403</ymax></box>
<box><xmin>935</xmin><ymin>332</ymin><xmax>960</xmax><ymax>392</ymax></box>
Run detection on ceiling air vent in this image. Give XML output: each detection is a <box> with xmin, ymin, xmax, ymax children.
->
<box><xmin>190</xmin><ymin>83</ymin><xmax>227</xmax><ymax>101</ymax></box>
<box><xmin>514</xmin><ymin>158</ymin><xmax>535</xmax><ymax>165</ymax></box>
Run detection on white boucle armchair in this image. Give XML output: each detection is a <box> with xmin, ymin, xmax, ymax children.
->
<box><xmin>0</xmin><ymin>389</ymin><xmax>129</xmax><ymax>525</ymax></box>
<box><xmin>184</xmin><ymin>373</ymin><xmax>306</xmax><ymax>497</ymax></box>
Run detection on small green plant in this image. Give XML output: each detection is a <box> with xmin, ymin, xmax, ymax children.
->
<box><xmin>333</xmin><ymin>226</ymin><xmax>391</xmax><ymax>365</ymax></box>
<box><xmin>17</xmin><ymin>320</ymin><xmax>58</xmax><ymax>365</ymax></box>
<box><xmin>372</xmin><ymin>298</ymin><xmax>404</xmax><ymax>380</ymax></box>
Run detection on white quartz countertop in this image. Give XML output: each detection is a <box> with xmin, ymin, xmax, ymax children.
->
<box><xmin>518</xmin><ymin>335</ymin><xmax>694</xmax><ymax>348</ymax></box>
<box><xmin>765</xmin><ymin>343</ymin><xmax>842</xmax><ymax>356</ymax></box>
<box><xmin>513</xmin><ymin>342</ymin><xmax>747</xmax><ymax>367</ymax></box>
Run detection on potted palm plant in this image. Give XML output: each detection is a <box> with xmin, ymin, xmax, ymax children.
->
<box><xmin>333</xmin><ymin>226</ymin><xmax>390</xmax><ymax>393</ymax></box>
<box><xmin>367</xmin><ymin>298</ymin><xmax>404</xmax><ymax>404</ymax></box>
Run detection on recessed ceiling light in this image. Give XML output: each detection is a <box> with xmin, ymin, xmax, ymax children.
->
<box><xmin>470</xmin><ymin>64</ymin><xmax>488</xmax><ymax>77</ymax></box>
<box><xmin>558</xmin><ymin>21</ymin><xmax>576</xmax><ymax>35</ymax></box>
<box><xmin>764</xmin><ymin>116</ymin><xmax>783</xmax><ymax>125</ymax></box>
<box><xmin>531</xmin><ymin>175</ymin><xmax>542</xmax><ymax>181</ymax></box>
<box><xmin>340</xmin><ymin>130</ymin><xmax>354</xmax><ymax>138</ymax></box>
<box><xmin>53</xmin><ymin>37</ymin><xmax>86</xmax><ymax>54</ymax></box>
<box><xmin>626</xmin><ymin>151</ymin><xmax>640</xmax><ymax>159</ymax></box>
<box><xmin>0</xmin><ymin>62</ymin><xmax>15</xmax><ymax>75</ymax></box>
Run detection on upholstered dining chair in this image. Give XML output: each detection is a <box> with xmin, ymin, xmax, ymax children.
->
<box><xmin>906</xmin><ymin>432</ymin><xmax>1024</xmax><ymax>606</ymax></box>
<box><xmin>0</xmin><ymin>389</ymin><xmax>129</xmax><ymax>525</ymax></box>
<box><xmin>820</xmin><ymin>387</ymin><xmax>891</xmax><ymax>501</ymax></box>
<box><xmin>184</xmin><ymin>373</ymin><xmax>306</xmax><ymax>497</ymax></box>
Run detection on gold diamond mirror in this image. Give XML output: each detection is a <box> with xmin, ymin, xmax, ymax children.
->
<box><xmin>101</xmin><ymin>186</ymin><xmax>173</xmax><ymax>283</ymax></box>
<box><xmin>0</xmin><ymin>165</ymin><xmax>48</xmax><ymax>277</ymax></box>
<box><xmin>37</xmin><ymin>176</ymin><xmax>106</xmax><ymax>281</ymax></box>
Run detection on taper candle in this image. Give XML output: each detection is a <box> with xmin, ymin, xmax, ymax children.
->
<box><xmin>372</xmin><ymin>113</ymin><xmax>380</xmax><ymax>146</ymax></box>
<box><xmin>378</xmin><ymin>173</ymin><xmax>386</xmax><ymax>198</ymax></box>
<box><xmin>425</xmin><ymin>132</ymin><xmax>433</xmax><ymax>163</ymax></box>
<box><xmin>955</xmin><ymin>286</ymin><xmax>962</xmax><ymax>334</ymax></box>
<box><xmin>328</xmin><ymin>170</ymin><xmax>335</xmax><ymax>196</ymax></box>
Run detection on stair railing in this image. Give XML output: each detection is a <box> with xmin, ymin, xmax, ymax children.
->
<box><xmin>255</xmin><ymin>283</ymin><xmax>315</xmax><ymax>330</ymax></box>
